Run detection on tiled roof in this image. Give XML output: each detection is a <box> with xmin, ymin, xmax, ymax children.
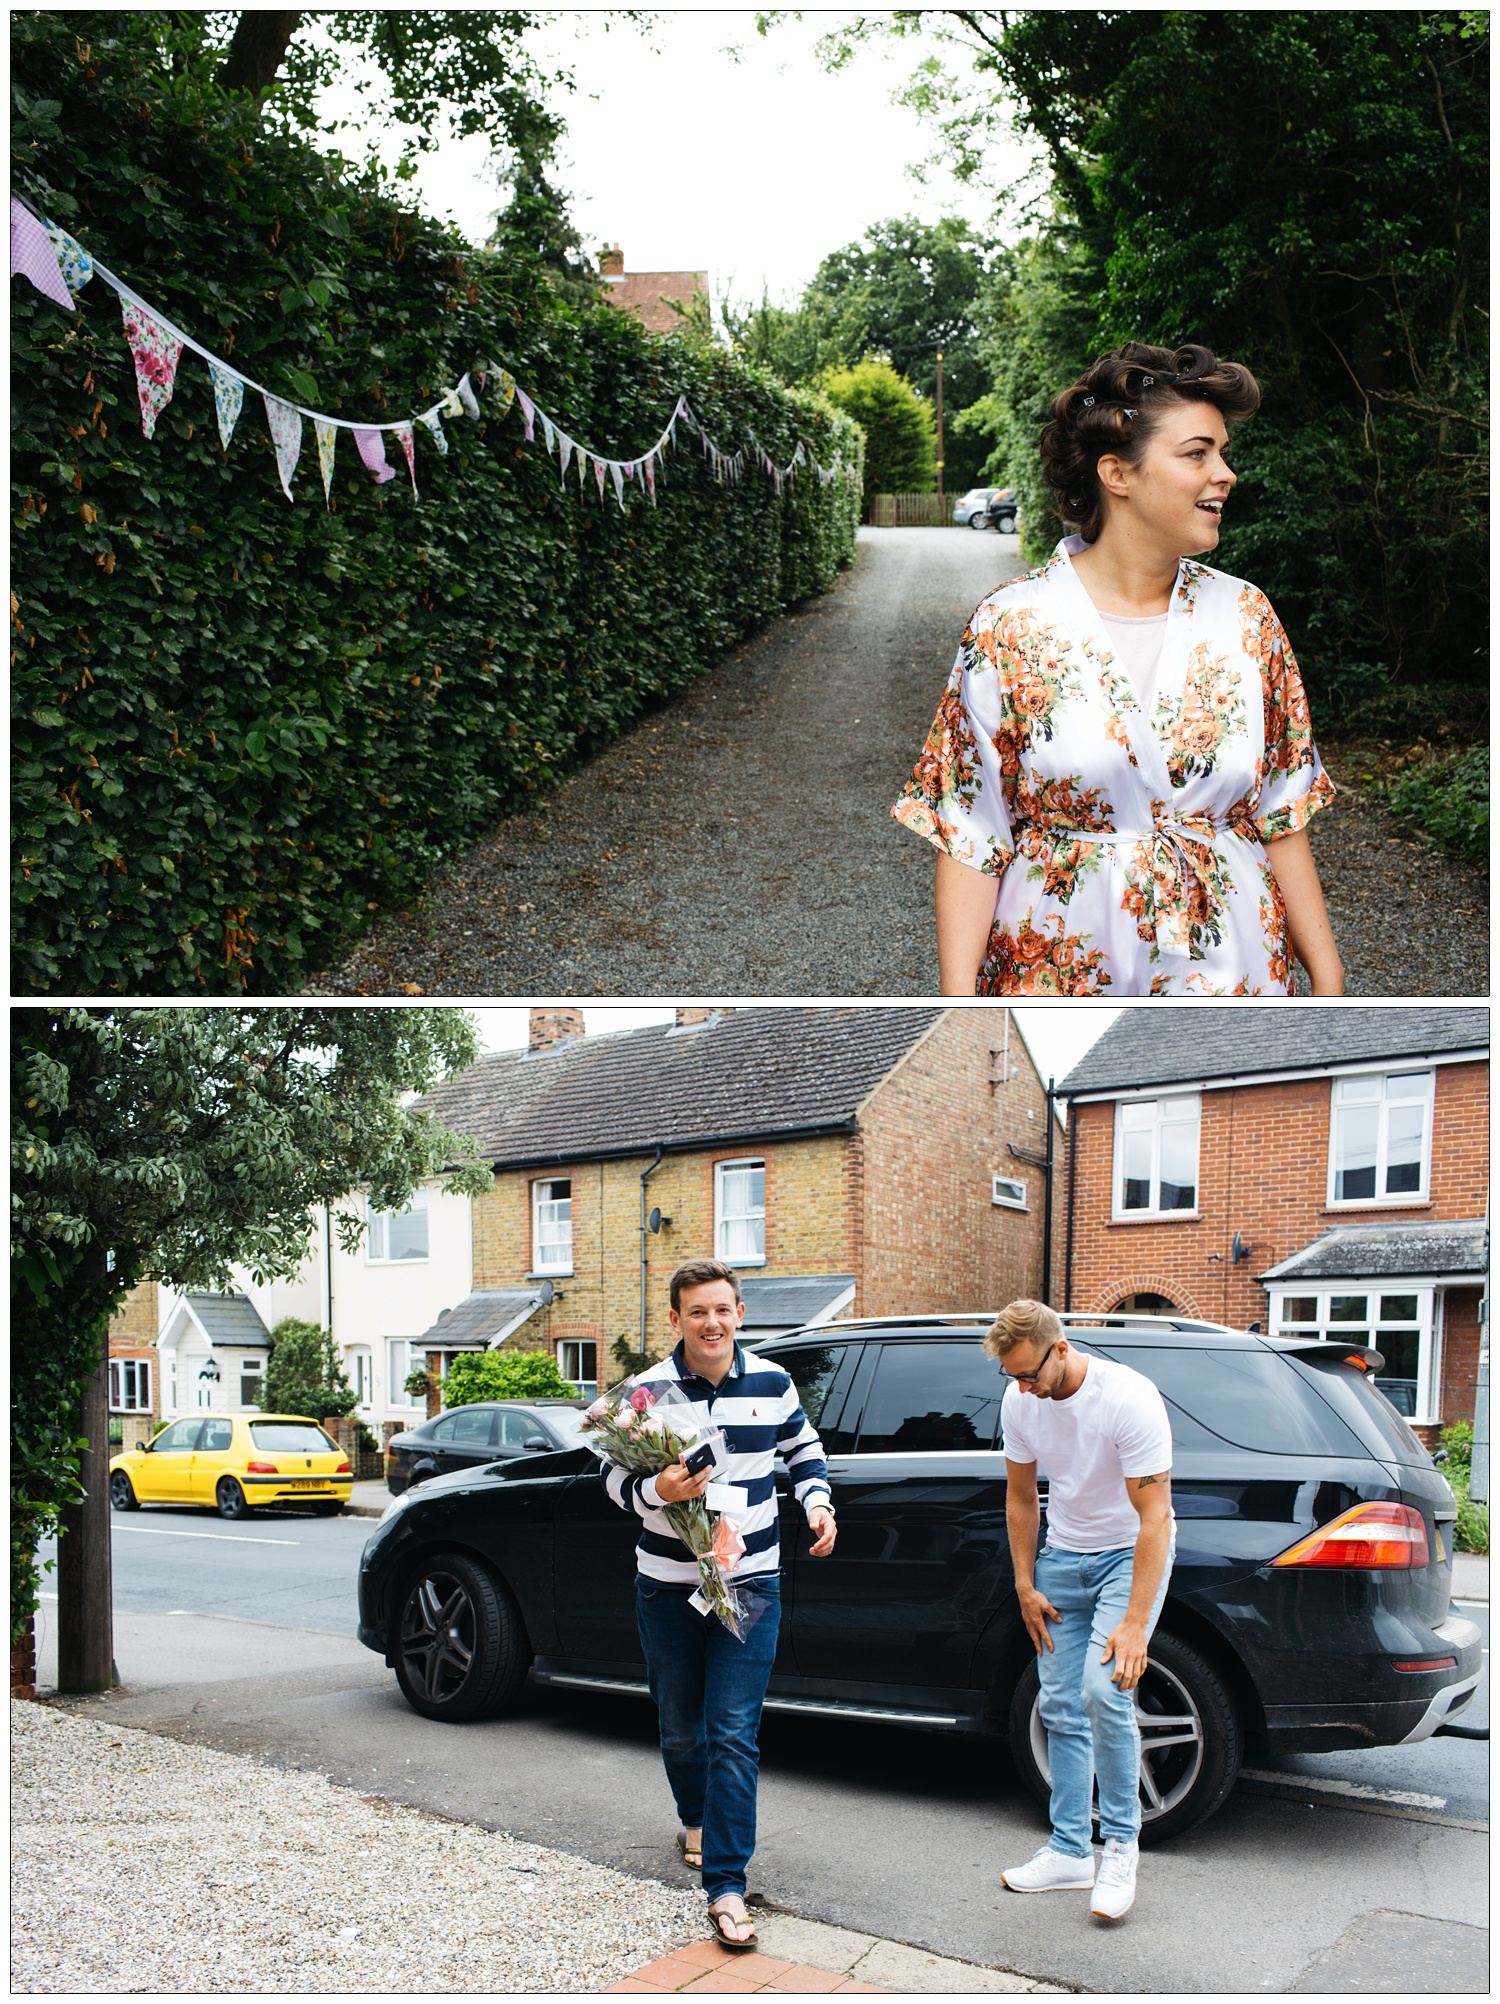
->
<box><xmin>1061</xmin><ymin>1007</ymin><xmax>1488</xmax><ymax>1095</ymax></box>
<box><xmin>187</xmin><ymin>1292</ymin><xmax>272</xmax><ymax>1350</ymax></box>
<box><xmin>415</xmin><ymin>1008</ymin><xmax>945</xmax><ymax>1168</ymax></box>
<box><xmin>1259</xmin><ymin>1219</ymin><xmax>1488</xmax><ymax>1282</ymax></box>
<box><xmin>740</xmin><ymin>1275</ymin><xmax>856</xmax><ymax>1333</ymax></box>
<box><xmin>416</xmin><ymin>1289</ymin><xmax>550</xmax><ymax>1349</ymax></box>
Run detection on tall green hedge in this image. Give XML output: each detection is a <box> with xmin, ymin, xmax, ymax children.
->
<box><xmin>11</xmin><ymin>15</ymin><xmax>862</xmax><ymax>994</ymax></box>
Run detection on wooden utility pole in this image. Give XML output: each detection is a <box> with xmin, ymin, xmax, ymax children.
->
<box><xmin>56</xmin><ymin>1326</ymin><xmax>116</xmax><ymax>1694</ymax></box>
<box><xmin>935</xmin><ymin>345</ymin><xmax>945</xmax><ymax>515</ymax></box>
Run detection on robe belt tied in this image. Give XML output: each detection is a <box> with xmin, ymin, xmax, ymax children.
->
<box><xmin>1022</xmin><ymin>809</ymin><xmax>1257</xmax><ymax>962</ymax></box>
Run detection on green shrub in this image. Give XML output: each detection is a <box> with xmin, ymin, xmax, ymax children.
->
<box><xmin>262</xmin><ymin>1317</ymin><xmax>358</xmax><ymax>1424</ymax></box>
<box><xmin>441</xmin><ymin>1349</ymin><xmax>577</xmax><ymax>1406</ymax></box>
<box><xmin>1381</xmin><ymin>747</ymin><xmax>1489</xmax><ymax>866</ymax></box>
<box><xmin>11</xmin><ymin>13</ymin><xmax>861</xmax><ymax>993</ymax></box>
<box><xmin>1439</xmin><ymin>1420</ymin><xmax>1488</xmax><ymax>1554</ymax></box>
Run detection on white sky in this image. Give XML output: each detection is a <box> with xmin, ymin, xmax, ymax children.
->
<box><xmin>316</xmin><ymin>11</ymin><xmax>1042</xmax><ymax>307</ymax></box>
<box><xmin>472</xmin><ymin>1004</ymin><xmax>1120</xmax><ymax>1092</ymax></box>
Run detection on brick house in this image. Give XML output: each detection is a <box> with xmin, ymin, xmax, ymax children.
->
<box><xmin>1055</xmin><ymin>1006</ymin><xmax>1488</xmax><ymax>1445</ymax></box>
<box><xmin>105</xmin><ymin>1280</ymin><xmax>160</xmax><ymax>1453</ymax></box>
<box><xmin>596</xmin><ymin>242</ymin><xmax>708</xmax><ymax>334</ymax></box>
<box><xmin>411</xmin><ymin>1005</ymin><xmax>1059</xmax><ymax>1397</ymax></box>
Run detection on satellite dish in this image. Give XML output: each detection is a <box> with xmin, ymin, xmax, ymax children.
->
<box><xmin>537</xmin><ymin>1279</ymin><xmax>555</xmax><ymax>1305</ymax></box>
<box><xmin>648</xmin><ymin>1206</ymin><xmax>671</xmax><ymax>1234</ymax></box>
<box><xmin>1231</xmin><ymin>1231</ymin><xmax>1251</xmax><ymax>1264</ymax></box>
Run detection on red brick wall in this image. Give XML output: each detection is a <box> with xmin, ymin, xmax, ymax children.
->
<box><xmin>1438</xmin><ymin>1286</ymin><xmax>1483</xmax><ymax>1431</ymax></box>
<box><xmin>1066</xmin><ymin>1060</ymin><xmax>1487</xmax><ymax>1333</ymax></box>
<box><xmin>855</xmin><ymin>1010</ymin><xmax>1053</xmax><ymax>1316</ymax></box>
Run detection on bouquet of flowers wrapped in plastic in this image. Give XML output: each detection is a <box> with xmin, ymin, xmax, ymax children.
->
<box><xmin>580</xmin><ymin>1374</ymin><xmax>751</xmax><ymax>1640</ymax></box>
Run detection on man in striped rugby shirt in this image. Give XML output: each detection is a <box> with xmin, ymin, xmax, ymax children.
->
<box><xmin>603</xmin><ymin>1257</ymin><xmax>837</xmax><ymax>1952</ymax></box>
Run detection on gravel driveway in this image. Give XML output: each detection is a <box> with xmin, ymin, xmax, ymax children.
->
<box><xmin>319</xmin><ymin>531</ymin><xmax>1485</xmax><ymax>999</ymax></box>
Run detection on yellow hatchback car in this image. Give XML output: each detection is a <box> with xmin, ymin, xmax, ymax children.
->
<box><xmin>109</xmin><ymin>1414</ymin><xmax>353</xmax><ymax>1520</ymax></box>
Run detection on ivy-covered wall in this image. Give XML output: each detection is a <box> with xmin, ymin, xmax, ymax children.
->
<box><xmin>11</xmin><ymin>15</ymin><xmax>862</xmax><ymax>994</ymax></box>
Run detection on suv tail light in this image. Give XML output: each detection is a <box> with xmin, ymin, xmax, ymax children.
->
<box><xmin>1272</xmin><ymin>1502</ymin><xmax>1429</xmax><ymax>1570</ymax></box>
<box><xmin>246</xmin><ymin>1460</ymin><xmax>279</xmax><ymax>1474</ymax></box>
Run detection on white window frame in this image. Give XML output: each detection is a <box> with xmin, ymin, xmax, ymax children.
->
<box><xmin>992</xmin><ymin>1175</ymin><xmax>1028</xmax><ymax>1211</ymax></box>
<box><xmin>238</xmin><ymin>1354</ymin><xmax>264</xmax><ymax>1409</ymax></box>
<box><xmin>387</xmin><ymin>1338</ymin><xmax>425</xmax><ymax>1409</ymax></box>
<box><xmin>1267</xmin><ymin>1283</ymin><xmax>1438</xmax><ymax>1424</ymax></box>
<box><xmin>1327</xmin><ymin>1070</ymin><xmax>1435</xmax><ymax>1208</ymax></box>
<box><xmin>1112</xmin><ymin>1095</ymin><xmax>1201</xmax><ymax>1220</ymax></box>
<box><xmin>715</xmin><ymin>1158</ymin><xmax>767</xmax><ymax>1267</ymax></box>
<box><xmin>108</xmin><ymin>1357</ymin><xmax>153</xmax><ymax>1413</ymax></box>
<box><xmin>531</xmin><ymin>1178</ymin><xmax>574</xmax><ymax>1276</ymax></box>
<box><xmin>347</xmin><ymin>1347</ymin><xmax>373</xmax><ymax>1406</ymax></box>
<box><xmin>555</xmin><ymin>1338</ymin><xmax>597</xmax><ymax>1396</ymax></box>
<box><xmin>367</xmin><ymin>1186</ymin><xmax>430</xmax><ymax>1264</ymax></box>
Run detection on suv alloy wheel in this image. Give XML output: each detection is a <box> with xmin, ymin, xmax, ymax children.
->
<box><xmin>394</xmin><ymin>1554</ymin><xmax>532</xmax><ymax>1721</ymax></box>
<box><xmin>1009</xmin><ymin>1630</ymin><xmax>1244</xmax><ymax>1844</ymax></box>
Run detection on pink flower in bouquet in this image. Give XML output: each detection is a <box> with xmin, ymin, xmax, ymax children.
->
<box><xmin>710</xmin><ymin>1515</ymin><xmax>747</xmax><ymax>1575</ymax></box>
<box><xmin>628</xmin><ymin>1386</ymin><xmax>656</xmax><ymax>1414</ymax></box>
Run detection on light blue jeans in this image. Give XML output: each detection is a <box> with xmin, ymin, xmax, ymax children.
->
<box><xmin>1033</xmin><ymin>1543</ymin><xmax>1173</xmax><ymax>1856</ymax></box>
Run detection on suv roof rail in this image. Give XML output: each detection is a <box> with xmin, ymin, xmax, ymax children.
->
<box><xmin>766</xmin><ymin>1311</ymin><xmax>1243</xmax><ymax>1338</ymax></box>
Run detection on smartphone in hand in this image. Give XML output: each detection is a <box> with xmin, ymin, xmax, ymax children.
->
<box><xmin>681</xmin><ymin>1440</ymin><xmax>716</xmax><ymax>1476</ymax></box>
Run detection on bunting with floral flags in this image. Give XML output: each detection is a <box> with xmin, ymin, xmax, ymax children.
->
<box><xmin>10</xmin><ymin>194</ymin><xmax>863</xmax><ymax>521</ymax></box>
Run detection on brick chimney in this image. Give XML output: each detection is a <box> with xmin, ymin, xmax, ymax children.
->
<box><xmin>530</xmin><ymin>1007</ymin><xmax>585</xmax><ymax>1052</ymax></box>
<box><xmin>674</xmin><ymin>1007</ymin><xmax>734</xmax><ymax>1028</ymax></box>
<box><xmin>598</xmin><ymin>242</ymin><xmax>624</xmax><ymax>278</ymax></box>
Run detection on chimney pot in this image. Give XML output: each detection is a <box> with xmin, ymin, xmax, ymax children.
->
<box><xmin>530</xmin><ymin>1007</ymin><xmax>586</xmax><ymax>1052</ymax></box>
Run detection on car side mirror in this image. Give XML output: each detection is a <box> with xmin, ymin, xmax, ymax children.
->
<box><xmin>522</xmin><ymin>1438</ymin><xmax>551</xmax><ymax>1452</ymax></box>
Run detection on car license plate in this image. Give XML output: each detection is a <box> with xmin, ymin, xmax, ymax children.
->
<box><xmin>287</xmin><ymin>1479</ymin><xmax>327</xmax><ymax>1489</ymax></box>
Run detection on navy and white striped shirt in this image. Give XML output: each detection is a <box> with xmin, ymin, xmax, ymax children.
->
<box><xmin>602</xmin><ymin>1341</ymin><xmax>831</xmax><ymax>1585</ymax></box>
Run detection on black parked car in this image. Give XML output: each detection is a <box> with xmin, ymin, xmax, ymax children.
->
<box><xmin>356</xmin><ymin>1316</ymin><xmax>1483</xmax><ymax>1841</ymax></box>
<box><xmin>385</xmin><ymin>1399</ymin><xmax>588</xmax><ymax>1495</ymax></box>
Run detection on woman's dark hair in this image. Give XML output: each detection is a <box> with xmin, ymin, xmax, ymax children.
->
<box><xmin>1039</xmin><ymin>342</ymin><xmax>1260</xmax><ymax>543</ymax></box>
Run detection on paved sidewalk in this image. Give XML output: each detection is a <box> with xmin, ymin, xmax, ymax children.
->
<box><xmin>608</xmin><ymin>1915</ymin><xmax>1069</xmax><ymax>1993</ymax></box>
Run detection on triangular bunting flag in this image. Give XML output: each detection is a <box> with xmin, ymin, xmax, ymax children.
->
<box><xmin>420</xmin><ymin>410</ymin><xmax>448</xmax><ymax>456</ymax></box>
<box><xmin>41</xmin><ymin>215</ymin><xmax>94</xmax><ymax>299</ymax></box>
<box><xmin>516</xmin><ymin>387</ymin><xmax>536</xmax><ymax>442</ymax></box>
<box><xmin>644</xmin><ymin>454</ymin><xmax>657</xmax><ymax>505</ymax></box>
<box><xmin>593</xmin><ymin>457</ymin><xmax>606</xmax><ymax>502</ymax></box>
<box><xmin>540</xmin><ymin>412</ymin><xmax>555</xmax><ymax>455</ymax></box>
<box><xmin>494</xmin><ymin>370</ymin><xmax>517</xmax><ymax>417</ymax></box>
<box><xmin>354</xmin><ymin>428</ymin><xmax>396</xmax><ymax>484</ymax></box>
<box><xmin>262</xmin><ymin>393</ymin><xmax>302</xmax><ymax>501</ymax></box>
<box><xmin>209</xmin><ymin>361</ymin><xmax>244</xmax><ymax>452</ymax></box>
<box><xmin>456</xmin><ymin>373</ymin><xmax>481</xmax><ymax>420</ymax></box>
<box><xmin>558</xmin><ymin>433</ymin><xmax>574</xmax><ymax>483</ymax></box>
<box><xmin>120</xmin><ymin>296</ymin><xmax>184</xmax><ymax>439</ymax></box>
<box><xmin>315</xmin><ymin>419</ymin><xmax>338</xmax><ymax>505</ymax></box>
<box><xmin>393</xmin><ymin>421</ymin><xmax>417</xmax><ymax>495</ymax></box>
<box><xmin>609</xmin><ymin>461</ymin><xmax>625</xmax><ymax>509</ymax></box>
<box><xmin>10</xmin><ymin>199</ymin><xmax>75</xmax><ymax>309</ymax></box>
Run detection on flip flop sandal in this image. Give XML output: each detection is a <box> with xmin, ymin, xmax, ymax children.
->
<box><xmin>707</xmin><ymin>1900</ymin><xmax>757</xmax><ymax>1953</ymax></box>
<box><xmin>676</xmin><ymin>1830</ymin><xmax>703</xmax><ymax>1872</ymax></box>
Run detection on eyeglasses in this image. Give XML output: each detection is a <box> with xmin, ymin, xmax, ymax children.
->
<box><xmin>1003</xmin><ymin>1342</ymin><xmax>1057</xmax><ymax>1385</ymax></box>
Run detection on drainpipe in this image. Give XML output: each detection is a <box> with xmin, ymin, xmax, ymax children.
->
<box><xmin>324</xmin><ymin>1203</ymin><xmax>334</xmax><ymax>1336</ymax></box>
<box><xmin>1041</xmin><ymin>1076</ymin><xmax>1056</xmax><ymax>1306</ymax></box>
<box><xmin>639</xmin><ymin>1145</ymin><xmax>665</xmax><ymax>1357</ymax></box>
<box><xmin>1064</xmin><ymin>1097</ymin><xmax>1079</xmax><ymax>1313</ymax></box>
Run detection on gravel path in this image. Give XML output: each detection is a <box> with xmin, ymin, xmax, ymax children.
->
<box><xmin>318</xmin><ymin>531</ymin><xmax>1486</xmax><ymax>999</ymax></box>
<box><xmin>12</xmin><ymin>1702</ymin><xmax>703</xmax><ymax>1994</ymax></box>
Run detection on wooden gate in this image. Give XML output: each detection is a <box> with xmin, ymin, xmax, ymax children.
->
<box><xmin>868</xmin><ymin>492</ymin><xmax>955</xmax><ymax>527</ymax></box>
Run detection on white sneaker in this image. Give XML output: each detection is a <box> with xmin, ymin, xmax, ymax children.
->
<box><xmin>1001</xmin><ymin>1843</ymin><xmax>1096</xmax><ymax>1893</ymax></box>
<box><xmin>1091</xmin><ymin>1837</ymin><xmax>1138</xmax><ymax>1920</ymax></box>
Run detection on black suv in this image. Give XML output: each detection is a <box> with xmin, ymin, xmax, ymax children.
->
<box><xmin>356</xmin><ymin>1315</ymin><xmax>1483</xmax><ymax>1841</ymax></box>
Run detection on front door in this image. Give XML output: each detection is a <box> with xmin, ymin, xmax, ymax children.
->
<box><xmin>136</xmin><ymin>1417</ymin><xmax>204</xmax><ymax>1502</ymax></box>
<box><xmin>788</xmin><ymin>1340</ymin><xmax>1012</xmax><ymax>1695</ymax></box>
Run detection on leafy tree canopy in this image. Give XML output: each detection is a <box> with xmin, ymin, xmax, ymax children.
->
<box><xmin>261</xmin><ymin>1317</ymin><xmax>359</xmax><ymax>1424</ymax></box>
<box><xmin>818</xmin><ymin>356</ymin><xmax>936</xmax><ymax>502</ymax></box>
<box><xmin>10</xmin><ymin>1006</ymin><xmax>492</xmax><ymax>1635</ymax></box>
<box><xmin>442</xmin><ymin>1349</ymin><xmax>578</xmax><ymax>1406</ymax></box>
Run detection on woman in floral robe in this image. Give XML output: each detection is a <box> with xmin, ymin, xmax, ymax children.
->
<box><xmin>893</xmin><ymin>342</ymin><xmax>1342</xmax><ymax>997</ymax></box>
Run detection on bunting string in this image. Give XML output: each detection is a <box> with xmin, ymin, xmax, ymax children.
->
<box><xmin>10</xmin><ymin>194</ymin><xmax>862</xmax><ymax>516</ymax></box>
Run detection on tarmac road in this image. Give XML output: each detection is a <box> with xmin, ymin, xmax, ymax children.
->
<box><xmin>37</xmin><ymin>1515</ymin><xmax>1489</xmax><ymax>1992</ymax></box>
<box><xmin>318</xmin><ymin>526</ymin><xmax>1487</xmax><ymax>1000</ymax></box>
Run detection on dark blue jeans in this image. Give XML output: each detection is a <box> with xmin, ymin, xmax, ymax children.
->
<box><xmin>635</xmin><ymin>1576</ymin><xmax>781</xmax><ymax>1902</ymax></box>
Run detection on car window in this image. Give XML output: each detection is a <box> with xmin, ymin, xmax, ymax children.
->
<box><xmin>1289</xmin><ymin>1352</ymin><xmax>1431</xmax><ymax>1467</ymax></box>
<box><xmin>151</xmin><ymin>1419</ymin><xmax>202</xmax><ymax>1452</ymax></box>
<box><xmin>499</xmin><ymin>1411</ymin><xmax>549</xmax><ymax>1450</ymax></box>
<box><xmin>854</xmin><ymin>1341</ymin><xmax>1004</xmax><ymax>1454</ymax></box>
<box><xmin>450</xmin><ymin>1407</ymin><xmax>497</xmax><ymax>1445</ymax></box>
<box><xmin>428</xmin><ymin>1414</ymin><xmax>459</xmax><ymax>1441</ymax></box>
<box><xmin>772</xmin><ymin>1342</ymin><xmax>861</xmax><ymax>1432</ymax></box>
<box><xmin>198</xmin><ymin>1419</ymin><xmax>234</xmax><ymax>1453</ymax></box>
<box><xmin>1086</xmin><ymin>1346</ymin><xmax>1368</xmax><ymax>1458</ymax></box>
<box><xmin>249</xmin><ymin>1422</ymin><xmax>336</xmax><ymax>1454</ymax></box>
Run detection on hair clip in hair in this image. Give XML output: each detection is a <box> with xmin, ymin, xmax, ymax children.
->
<box><xmin>1123</xmin><ymin>407</ymin><xmax>1139</xmax><ymax>419</ymax></box>
<box><xmin>1081</xmin><ymin>395</ymin><xmax>1095</xmax><ymax>407</ymax></box>
<box><xmin>1140</xmin><ymin>375</ymin><xmax>1154</xmax><ymax>388</ymax></box>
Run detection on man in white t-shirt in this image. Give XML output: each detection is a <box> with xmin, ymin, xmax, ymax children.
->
<box><xmin>987</xmin><ymin>1299</ymin><xmax>1175</xmax><ymax>1922</ymax></box>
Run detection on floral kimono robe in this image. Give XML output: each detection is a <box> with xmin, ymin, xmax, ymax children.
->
<box><xmin>893</xmin><ymin>536</ymin><xmax>1335</xmax><ymax>996</ymax></box>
